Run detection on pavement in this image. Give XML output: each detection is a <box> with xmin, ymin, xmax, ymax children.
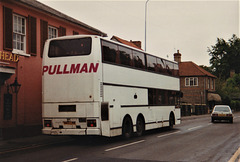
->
<box><xmin>0</xmin><ymin>113</ymin><xmax>215</xmax><ymax>155</ymax></box>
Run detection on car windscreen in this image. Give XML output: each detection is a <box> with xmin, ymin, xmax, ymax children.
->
<box><xmin>48</xmin><ymin>37</ymin><xmax>92</xmax><ymax>57</ymax></box>
<box><xmin>214</xmin><ymin>106</ymin><xmax>230</xmax><ymax>112</ymax></box>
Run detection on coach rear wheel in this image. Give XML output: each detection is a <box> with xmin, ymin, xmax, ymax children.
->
<box><xmin>136</xmin><ymin>117</ymin><xmax>145</xmax><ymax>137</ymax></box>
<box><xmin>122</xmin><ymin>116</ymin><xmax>133</xmax><ymax>139</ymax></box>
<box><xmin>169</xmin><ymin>113</ymin><xmax>174</xmax><ymax>129</ymax></box>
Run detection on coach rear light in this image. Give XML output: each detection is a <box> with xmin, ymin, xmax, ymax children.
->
<box><xmin>87</xmin><ymin>119</ymin><xmax>96</xmax><ymax>127</ymax></box>
<box><xmin>44</xmin><ymin>120</ymin><xmax>52</xmax><ymax>127</ymax></box>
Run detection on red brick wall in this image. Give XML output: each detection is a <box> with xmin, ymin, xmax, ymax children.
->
<box><xmin>181</xmin><ymin>76</ymin><xmax>206</xmax><ymax>105</ymax></box>
<box><xmin>180</xmin><ymin>76</ymin><xmax>216</xmax><ymax>105</ymax></box>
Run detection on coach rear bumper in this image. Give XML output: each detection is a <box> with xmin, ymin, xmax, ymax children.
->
<box><xmin>42</xmin><ymin>128</ymin><xmax>101</xmax><ymax>136</ymax></box>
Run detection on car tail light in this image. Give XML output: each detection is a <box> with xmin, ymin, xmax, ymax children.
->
<box><xmin>227</xmin><ymin>114</ymin><xmax>232</xmax><ymax>117</ymax></box>
<box><xmin>44</xmin><ymin>120</ymin><xmax>52</xmax><ymax>127</ymax></box>
<box><xmin>87</xmin><ymin>119</ymin><xmax>96</xmax><ymax>127</ymax></box>
<box><xmin>212</xmin><ymin>114</ymin><xmax>218</xmax><ymax>117</ymax></box>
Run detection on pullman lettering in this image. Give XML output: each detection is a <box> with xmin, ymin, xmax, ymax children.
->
<box><xmin>43</xmin><ymin>63</ymin><xmax>99</xmax><ymax>75</ymax></box>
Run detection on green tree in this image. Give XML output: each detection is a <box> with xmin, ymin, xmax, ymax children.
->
<box><xmin>199</xmin><ymin>65</ymin><xmax>213</xmax><ymax>74</ymax></box>
<box><xmin>216</xmin><ymin>74</ymin><xmax>240</xmax><ymax>106</ymax></box>
<box><xmin>224</xmin><ymin>74</ymin><xmax>240</xmax><ymax>98</ymax></box>
<box><xmin>208</xmin><ymin>34</ymin><xmax>240</xmax><ymax>80</ymax></box>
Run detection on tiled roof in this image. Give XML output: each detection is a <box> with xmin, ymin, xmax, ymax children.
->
<box><xmin>111</xmin><ymin>36</ymin><xmax>142</xmax><ymax>50</ymax></box>
<box><xmin>179</xmin><ymin>61</ymin><xmax>216</xmax><ymax>78</ymax></box>
<box><xmin>14</xmin><ymin>0</ymin><xmax>107</xmax><ymax>37</ymax></box>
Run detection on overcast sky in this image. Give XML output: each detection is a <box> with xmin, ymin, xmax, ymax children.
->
<box><xmin>38</xmin><ymin>0</ymin><xmax>239</xmax><ymax>66</ymax></box>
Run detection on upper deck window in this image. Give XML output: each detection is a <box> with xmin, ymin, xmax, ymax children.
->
<box><xmin>147</xmin><ymin>55</ymin><xmax>157</xmax><ymax>72</ymax></box>
<box><xmin>119</xmin><ymin>46</ymin><xmax>133</xmax><ymax>66</ymax></box>
<box><xmin>101</xmin><ymin>39</ymin><xmax>179</xmax><ymax>77</ymax></box>
<box><xmin>48</xmin><ymin>37</ymin><xmax>91</xmax><ymax>57</ymax></box>
<box><xmin>102</xmin><ymin>40</ymin><xmax>118</xmax><ymax>63</ymax></box>
<box><xmin>156</xmin><ymin>58</ymin><xmax>166</xmax><ymax>73</ymax></box>
<box><xmin>133</xmin><ymin>50</ymin><xmax>145</xmax><ymax>69</ymax></box>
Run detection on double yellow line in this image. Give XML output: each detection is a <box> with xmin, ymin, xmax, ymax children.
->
<box><xmin>229</xmin><ymin>147</ymin><xmax>240</xmax><ymax>162</ymax></box>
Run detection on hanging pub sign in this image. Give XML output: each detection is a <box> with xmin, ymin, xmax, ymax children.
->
<box><xmin>0</xmin><ymin>51</ymin><xmax>19</xmax><ymax>62</ymax></box>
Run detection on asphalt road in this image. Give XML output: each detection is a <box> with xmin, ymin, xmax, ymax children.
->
<box><xmin>1</xmin><ymin>113</ymin><xmax>240</xmax><ymax>162</ymax></box>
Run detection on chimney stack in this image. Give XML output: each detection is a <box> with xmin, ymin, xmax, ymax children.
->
<box><xmin>174</xmin><ymin>50</ymin><xmax>181</xmax><ymax>63</ymax></box>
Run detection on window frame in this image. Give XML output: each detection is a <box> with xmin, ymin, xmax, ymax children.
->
<box><xmin>211</xmin><ymin>79</ymin><xmax>214</xmax><ymax>89</ymax></box>
<box><xmin>48</xmin><ymin>26</ymin><xmax>58</xmax><ymax>39</ymax></box>
<box><xmin>13</xmin><ymin>14</ymin><xmax>26</xmax><ymax>54</ymax></box>
<box><xmin>208</xmin><ymin>78</ymin><xmax>210</xmax><ymax>89</ymax></box>
<box><xmin>185</xmin><ymin>77</ymin><xmax>198</xmax><ymax>86</ymax></box>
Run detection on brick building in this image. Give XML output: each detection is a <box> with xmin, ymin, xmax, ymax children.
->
<box><xmin>174</xmin><ymin>50</ymin><xmax>221</xmax><ymax>115</ymax></box>
<box><xmin>0</xmin><ymin>0</ymin><xmax>106</xmax><ymax>139</ymax></box>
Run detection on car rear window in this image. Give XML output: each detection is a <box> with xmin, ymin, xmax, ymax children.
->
<box><xmin>214</xmin><ymin>106</ymin><xmax>230</xmax><ymax>112</ymax></box>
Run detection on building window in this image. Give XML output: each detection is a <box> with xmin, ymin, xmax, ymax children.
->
<box><xmin>185</xmin><ymin>77</ymin><xmax>198</xmax><ymax>86</ymax></box>
<box><xmin>13</xmin><ymin>14</ymin><xmax>26</xmax><ymax>52</ymax></box>
<box><xmin>208</xmin><ymin>78</ymin><xmax>210</xmax><ymax>89</ymax></box>
<box><xmin>211</xmin><ymin>79</ymin><xmax>214</xmax><ymax>89</ymax></box>
<box><xmin>48</xmin><ymin>26</ymin><xmax>58</xmax><ymax>39</ymax></box>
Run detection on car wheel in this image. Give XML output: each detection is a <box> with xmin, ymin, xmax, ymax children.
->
<box><xmin>211</xmin><ymin>118</ymin><xmax>214</xmax><ymax>123</ymax></box>
<box><xmin>230</xmin><ymin>118</ymin><xmax>233</xmax><ymax>123</ymax></box>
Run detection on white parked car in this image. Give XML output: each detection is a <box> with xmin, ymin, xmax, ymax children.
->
<box><xmin>211</xmin><ymin>105</ymin><xmax>233</xmax><ymax>123</ymax></box>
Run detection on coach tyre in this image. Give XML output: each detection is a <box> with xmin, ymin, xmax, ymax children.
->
<box><xmin>122</xmin><ymin>116</ymin><xmax>133</xmax><ymax>138</ymax></box>
<box><xmin>169</xmin><ymin>113</ymin><xmax>174</xmax><ymax>129</ymax></box>
<box><xmin>136</xmin><ymin>116</ymin><xmax>145</xmax><ymax>136</ymax></box>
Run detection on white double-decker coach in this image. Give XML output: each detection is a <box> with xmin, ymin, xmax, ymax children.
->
<box><xmin>42</xmin><ymin>35</ymin><xmax>181</xmax><ymax>138</ymax></box>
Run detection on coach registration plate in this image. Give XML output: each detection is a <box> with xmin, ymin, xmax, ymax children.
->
<box><xmin>218</xmin><ymin>114</ymin><xmax>226</xmax><ymax>117</ymax></box>
<box><xmin>63</xmin><ymin>121</ymin><xmax>76</xmax><ymax>125</ymax></box>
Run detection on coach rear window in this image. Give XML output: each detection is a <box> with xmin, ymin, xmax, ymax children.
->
<box><xmin>48</xmin><ymin>37</ymin><xmax>92</xmax><ymax>57</ymax></box>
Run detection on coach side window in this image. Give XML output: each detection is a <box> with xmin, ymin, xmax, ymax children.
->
<box><xmin>133</xmin><ymin>51</ymin><xmax>145</xmax><ymax>69</ymax></box>
<box><xmin>147</xmin><ymin>55</ymin><xmax>157</xmax><ymax>72</ymax></box>
<box><xmin>102</xmin><ymin>41</ymin><xmax>118</xmax><ymax>63</ymax></box>
<box><xmin>119</xmin><ymin>46</ymin><xmax>133</xmax><ymax>66</ymax></box>
<box><xmin>148</xmin><ymin>89</ymin><xmax>157</xmax><ymax>105</ymax></box>
<box><xmin>148</xmin><ymin>89</ymin><xmax>178</xmax><ymax>106</ymax></box>
<box><xmin>156</xmin><ymin>58</ymin><xmax>166</xmax><ymax>73</ymax></box>
<box><xmin>166</xmin><ymin>61</ymin><xmax>174</xmax><ymax>75</ymax></box>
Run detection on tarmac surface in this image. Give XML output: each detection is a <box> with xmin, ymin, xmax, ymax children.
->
<box><xmin>0</xmin><ymin>113</ymin><xmax>211</xmax><ymax>155</ymax></box>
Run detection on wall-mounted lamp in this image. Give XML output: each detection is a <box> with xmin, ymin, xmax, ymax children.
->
<box><xmin>10</xmin><ymin>77</ymin><xmax>21</xmax><ymax>94</ymax></box>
